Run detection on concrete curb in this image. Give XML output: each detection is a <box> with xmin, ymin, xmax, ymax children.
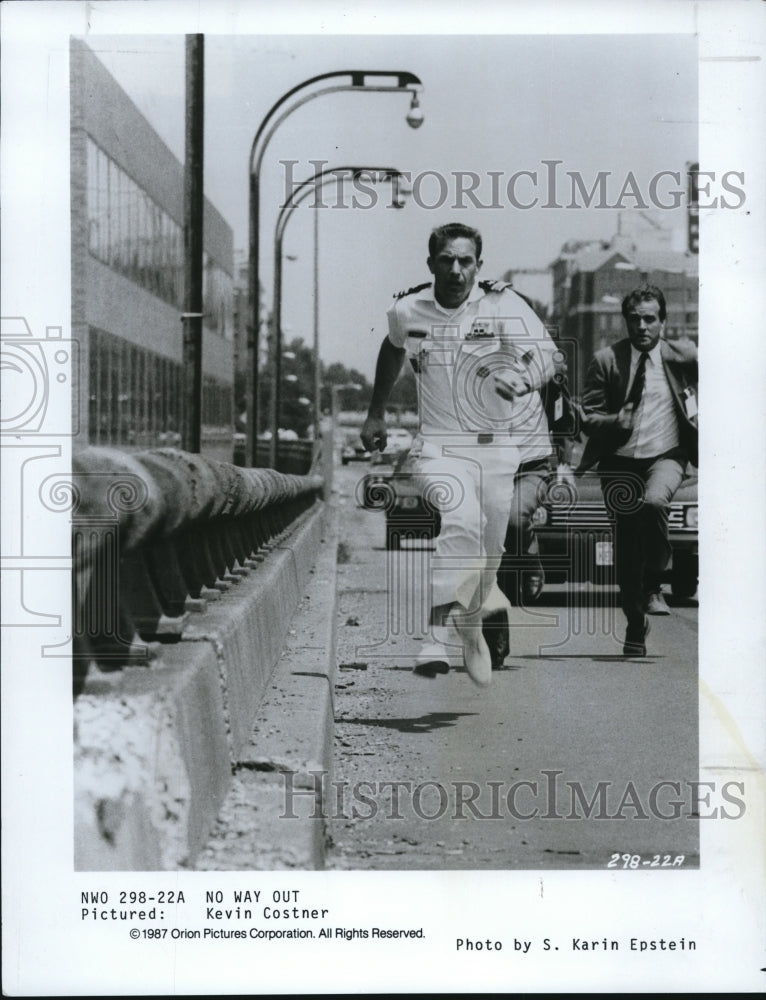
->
<box><xmin>74</xmin><ymin>500</ymin><xmax>335</xmax><ymax>871</ymax></box>
<box><xmin>182</xmin><ymin>506</ymin><xmax>328</xmax><ymax>761</ymax></box>
<box><xmin>196</xmin><ymin>505</ymin><xmax>340</xmax><ymax>870</ymax></box>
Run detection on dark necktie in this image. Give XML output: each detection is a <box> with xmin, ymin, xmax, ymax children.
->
<box><xmin>625</xmin><ymin>351</ymin><xmax>649</xmax><ymax>409</ymax></box>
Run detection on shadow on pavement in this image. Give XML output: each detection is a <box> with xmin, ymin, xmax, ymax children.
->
<box><xmin>335</xmin><ymin>711</ymin><xmax>478</xmax><ymax>734</ymax></box>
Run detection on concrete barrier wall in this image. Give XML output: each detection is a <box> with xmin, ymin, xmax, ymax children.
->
<box><xmin>74</xmin><ymin>500</ymin><xmax>331</xmax><ymax>870</ymax></box>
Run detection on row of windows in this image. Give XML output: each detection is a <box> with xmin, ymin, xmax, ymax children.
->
<box><xmin>595</xmin><ymin>312</ymin><xmax>697</xmax><ymax>336</ymax></box>
<box><xmin>596</xmin><ymin>311</ymin><xmax>697</xmax><ymax>332</ymax></box>
<box><xmin>88</xmin><ymin>327</ymin><xmax>233</xmax><ymax>448</ymax></box>
<box><xmin>86</xmin><ymin>137</ymin><xmax>234</xmax><ymax>339</ymax></box>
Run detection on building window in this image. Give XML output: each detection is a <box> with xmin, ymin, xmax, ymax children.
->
<box><xmin>88</xmin><ymin>327</ymin><xmax>181</xmax><ymax>447</ymax></box>
<box><xmin>203</xmin><ymin>252</ymin><xmax>234</xmax><ymax>340</ymax></box>
<box><xmin>86</xmin><ymin>137</ymin><xmax>181</xmax><ymax>307</ymax></box>
<box><xmin>86</xmin><ymin>136</ymin><xmax>233</xmax><ymax>334</ymax></box>
<box><xmin>88</xmin><ymin>327</ymin><xmax>234</xmax><ymax>449</ymax></box>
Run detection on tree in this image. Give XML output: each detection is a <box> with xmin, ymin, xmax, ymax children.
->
<box><xmin>257</xmin><ymin>332</ymin><xmax>316</xmax><ymax>438</ymax></box>
<box><xmin>321</xmin><ymin>362</ymin><xmax>373</xmax><ymax>413</ymax></box>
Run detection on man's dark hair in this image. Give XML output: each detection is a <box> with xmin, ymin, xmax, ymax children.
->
<box><xmin>428</xmin><ymin>223</ymin><xmax>482</xmax><ymax>261</ymax></box>
<box><xmin>622</xmin><ymin>284</ymin><xmax>667</xmax><ymax>322</ymax></box>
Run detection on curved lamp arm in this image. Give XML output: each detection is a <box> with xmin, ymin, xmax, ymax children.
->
<box><xmin>249</xmin><ymin>70</ymin><xmax>423</xmax><ymax>176</ymax></box>
<box><xmin>269</xmin><ymin>165</ymin><xmax>408</xmax><ymax>467</ymax></box>
<box><xmin>246</xmin><ymin>70</ymin><xmax>423</xmax><ymax>466</ymax></box>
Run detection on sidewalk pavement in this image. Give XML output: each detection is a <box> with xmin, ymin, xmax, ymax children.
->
<box><xmin>195</xmin><ymin>504</ymin><xmax>340</xmax><ymax>870</ymax></box>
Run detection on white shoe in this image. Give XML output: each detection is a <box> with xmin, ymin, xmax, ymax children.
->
<box><xmin>453</xmin><ymin>613</ymin><xmax>492</xmax><ymax>687</ymax></box>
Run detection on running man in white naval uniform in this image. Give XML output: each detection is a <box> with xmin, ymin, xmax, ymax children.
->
<box><xmin>361</xmin><ymin>223</ymin><xmax>557</xmax><ymax>686</ymax></box>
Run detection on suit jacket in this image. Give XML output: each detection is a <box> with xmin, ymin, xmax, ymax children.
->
<box><xmin>578</xmin><ymin>337</ymin><xmax>698</xmax><ymax>471</ymax></box>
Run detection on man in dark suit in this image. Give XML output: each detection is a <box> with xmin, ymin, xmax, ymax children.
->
<box><xmin>578</xmin><ymin>285</ymin><xmax>698</xmax><ymax>655</ymax></box>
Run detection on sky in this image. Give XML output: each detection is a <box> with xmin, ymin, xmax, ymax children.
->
<box><xmin>84</xmin><ymin>32</ymin><xmax>697</xmax><ymax>375</ymax></box>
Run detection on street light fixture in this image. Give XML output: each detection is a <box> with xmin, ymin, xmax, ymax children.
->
<box><xmin>406</xmin><ymin>92</ymin><xmax>424</xmax><ymax>129</ymax></box>
<box><xmin>245</xmin><ymin>69</ymin><xmax>424</xmax><ymax>466</ymax></box>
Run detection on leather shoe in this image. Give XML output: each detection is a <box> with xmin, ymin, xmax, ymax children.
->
<box><xmin>623</xmin><ymin>616</ymin><xmax>650</xmax><ymax>657</ymax></box>
<box><xmin>521</xmin><ymin>571</ymin><xmax>545</xmax><ymax>604</ymax></box>
<box><xmin>413</xmin><ymin>658</ymin><xmax>450</xmax><ymax>679</ymax></box>
<box><xmin>482</xmin><ymin>609</ymin><xmax>510</xmax><ymax>669</ymax></box>
<box><xmin>646</xmin><ymin>592</ymin><xmax>670</xmax><ymax>615</ymax></box>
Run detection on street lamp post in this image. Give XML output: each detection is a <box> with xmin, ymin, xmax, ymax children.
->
<box><xmin>326</xmin><ymin>381</ymin><xmax>362</xmax><ymax>494</ymax></box>
<box><xmin>246</xmin><ymin>69</ymin><xmax>423</xmax><ymax>466</ymax></box>
<box><xmin>181</xmin><ymin>34</ymin><xmax>204</xmax><ymax>454</ymax></box>
<box><xmin>269</xmin><ymin>166</ymin><xmax>408</xmax><ymax>468</ymax></box>
<box><xmin>313</xmin><ymin>205</ymin><xmax>320</xmax><ymax>460</ymax></box>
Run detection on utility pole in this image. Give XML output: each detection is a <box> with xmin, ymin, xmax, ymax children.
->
<box><xmin>313</xmin><ymin>205</ymin><xmax>321</xmax><ymax>462</ymax></box>
<box><xmin>181</xmin><ymin>34</ymin><xmax>204</xmax><ymax>453</ymax></box>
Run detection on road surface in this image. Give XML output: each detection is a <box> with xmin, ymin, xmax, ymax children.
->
<box><xmin>326</xmin><ymin>461</ymin><xmax>700</xmax><ymax>871</ymax></box>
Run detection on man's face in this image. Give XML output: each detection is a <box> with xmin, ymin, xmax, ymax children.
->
<box><xmin>428</xmin><ymin>237</ymin><xmax>482</xmax><ymax>308</ymax></box>
<box><xmin>624</xmin><ymin>298</ymin><xmax>665</xmax><ymax>352</ymax></box>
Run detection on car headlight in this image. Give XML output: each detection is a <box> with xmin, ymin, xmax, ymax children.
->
<box><xmin>531</xmin><ymin>506</ymin><xmax>549</xmax><ymax>527</ymax></box>
<box><xmin>684</xmin><ymin>505</ymin><xmax>698</xmax><ymax>529</ymax></box>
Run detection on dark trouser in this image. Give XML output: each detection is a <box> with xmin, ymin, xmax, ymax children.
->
<box><xmin>599</xmin><ymin>451</ymin><xmax>686</xmax><ymax>625</ymax></box>
<box><xmin>497</xmin><ymin>456</ymin><xmax>552</xmax><ymax>604</ymax></box>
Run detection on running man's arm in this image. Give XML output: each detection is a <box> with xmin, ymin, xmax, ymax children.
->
<box><xmin>361</xmin><ymin>336</ymin><xmax>406</xmax><ymax>452</ymax></box>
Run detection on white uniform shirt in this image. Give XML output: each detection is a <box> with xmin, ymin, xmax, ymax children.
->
<box><xmin>387</xmin><ymin>282</ymin><xmax>556</xmax><ymax>451</ymax></box>
<box><xmin>616</xmin><ymin>342</ymin><xmax>680</xmax><ymax>458</ymax></box>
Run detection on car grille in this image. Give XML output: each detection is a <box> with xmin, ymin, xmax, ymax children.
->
<box><xmin>546</xmin><ymin>502</ymin><xmax>688</xmax><ymax>529</ymax></box>
<box><xmin>546</xmin><ymin>502</ymin><xmax>611</xmax><ymax>528</ymax></box>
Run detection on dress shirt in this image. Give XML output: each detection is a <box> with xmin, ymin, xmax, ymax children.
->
<box><xmin>616</xmin><ymin>341</ymin><xmax>680</xmax><ymax>458</ymax></box>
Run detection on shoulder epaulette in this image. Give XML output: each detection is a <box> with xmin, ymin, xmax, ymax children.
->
<box><xmin>479</xmin><ymin>279</ymin><xmax>513</xmax><ymax>294</ymax></box>
<box><xmin>394</xmin><ymin>281</ymin><xmax>431</xmax><ymax>300</ymax></box>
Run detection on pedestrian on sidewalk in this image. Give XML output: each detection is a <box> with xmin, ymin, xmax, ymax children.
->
<box><xmin>361</xmin><ymin>222</ymin><xmax>558</xmax><ymax>685</ymax></box>
<box><xmin>577</xmin><ymin>284</ymin><xmax>698</xmax><ymax>656</ymax></box>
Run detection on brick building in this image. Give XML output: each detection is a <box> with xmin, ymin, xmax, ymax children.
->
<box><xmin>551</xmin><ymin>235</ymin><xmax>698</xmax><ymax>395</ymax></box>
<box><xmin>69</xmin><ymin>39</ymin><xmax>235</xmax><ymax>454</ymax></box>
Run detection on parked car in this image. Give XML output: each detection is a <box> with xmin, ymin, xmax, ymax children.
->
<box><xmin>532</xmin><ymin>467</ymin><xmax>698</xmax><ymax>598</ymax></box>
<box><xmin>360</xmin><ymin>451</ymin><xmax>698</xmax><ymax>599</ymax></box>
<box><xmin>341</xmin><ymin>431</ymin><xmax>371</xmax><ymax>465</ymax></box>
<box><xmin>360</xmin><ymin>450</ymin><xmax>440</xmax><ymax>551</ymax></box>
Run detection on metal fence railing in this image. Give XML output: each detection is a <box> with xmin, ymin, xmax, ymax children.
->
<box><xmin>72</xmin><ymin>446</ymin><xmax>324</xmax><ymax>695</ymax></box>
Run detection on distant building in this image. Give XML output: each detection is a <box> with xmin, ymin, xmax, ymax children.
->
<box><xmin>232</xmin><ymin>249</ymin><xmax>249</xmax><ymax>429</ymax></box>
<box><xmin>501</xmin><ymin>268</ymin><xmax>553</xmax><ymax>317</ymax></box>
<box><xmin>551</xmin><ymin>232</ymin><xmax>698</xmax><ymax>394</ymax></box>
<box><xmin>70</xmin><ymin>39</ymin><xmax>234</xmax><ymax>453</ymax></box>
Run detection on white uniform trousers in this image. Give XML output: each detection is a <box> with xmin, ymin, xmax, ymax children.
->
<box><xmin>409</xmin><ymin>436</ymin><xmax>520</xmax><ymax>616</ymax></box>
